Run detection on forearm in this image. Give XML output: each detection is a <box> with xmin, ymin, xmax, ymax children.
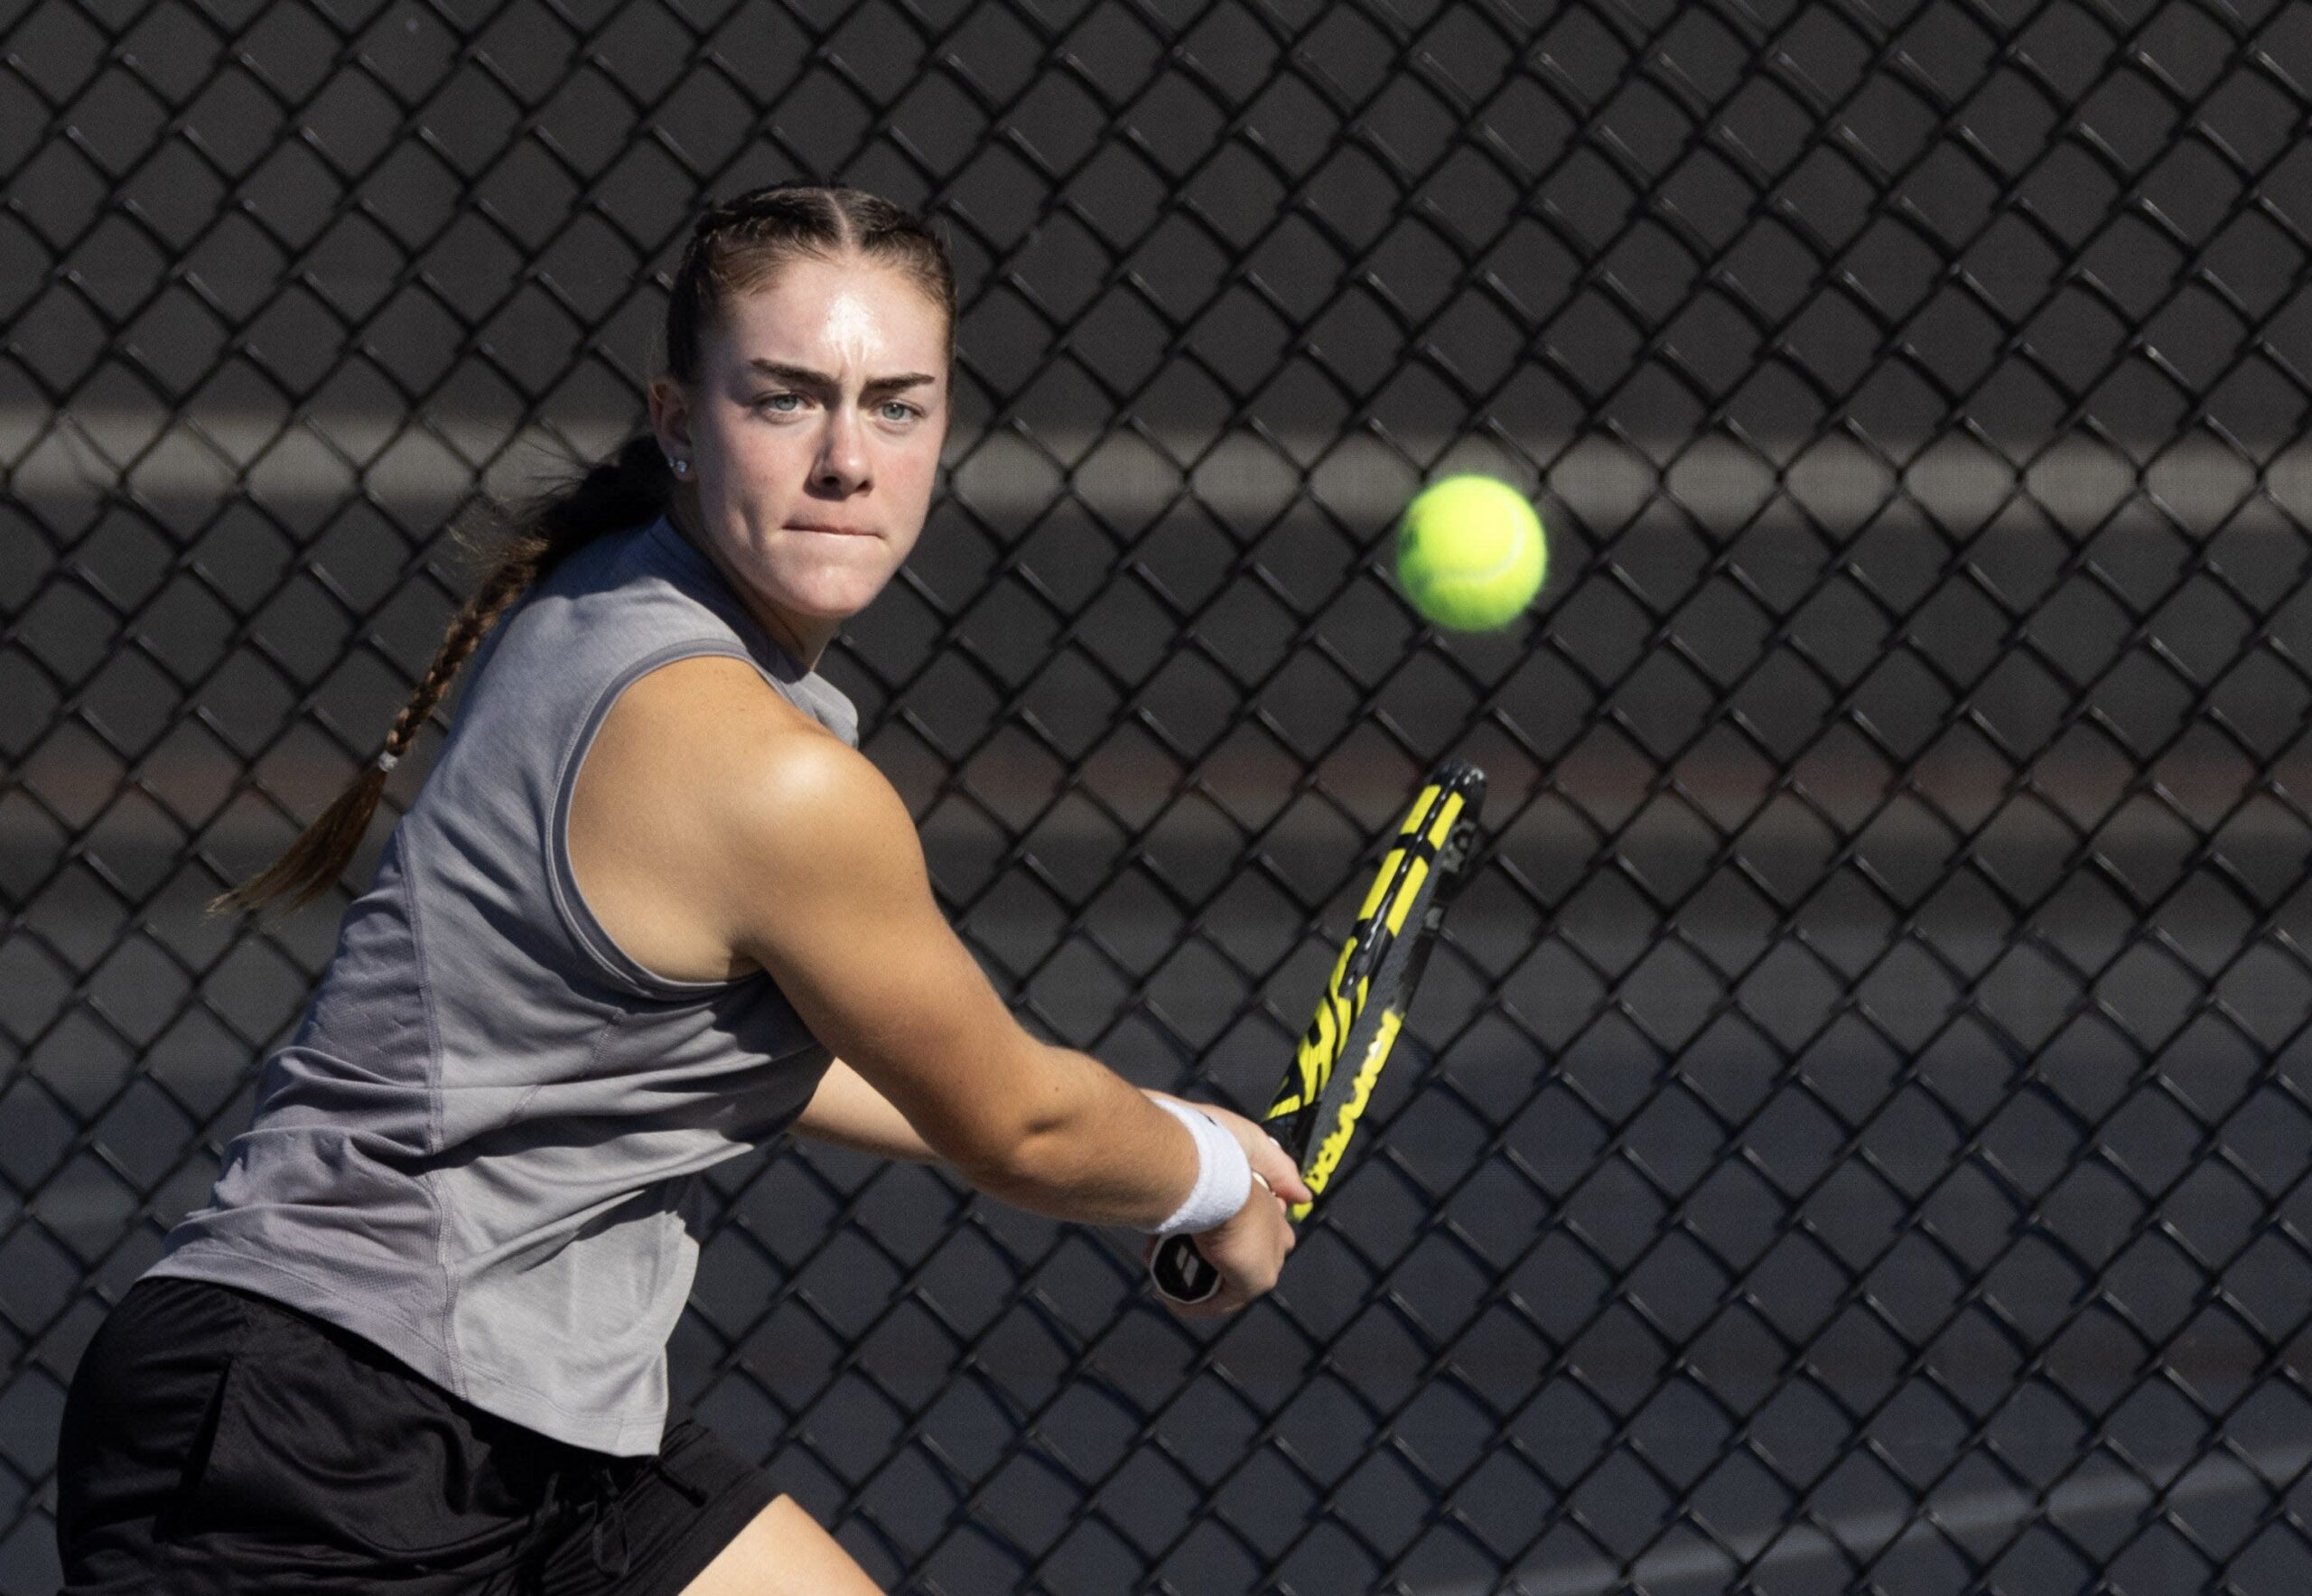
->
<box><xmin>965</xmin><ymin>1048</ymin><xmax>1200</xmax><ymax>1229</ymax></box>
<box><xmin>799</xmin><ymin>1049</ymin><xmax>1206</xmax><ymax>1231</ymax></box>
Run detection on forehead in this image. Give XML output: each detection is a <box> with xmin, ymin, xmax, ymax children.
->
<box><xmin>716</xmin><ymin>255</ymin><xmax>946</xmax><ymax>372</ymax></box>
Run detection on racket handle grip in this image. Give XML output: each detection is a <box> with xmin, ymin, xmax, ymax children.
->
<box><xmin>1149</xmin><ymin>1232</ymin><xmax>1221</xmax><ymax>1303</ymax></box>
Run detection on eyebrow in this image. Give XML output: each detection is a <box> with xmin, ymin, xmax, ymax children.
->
<box><xmin>745</xmin><ymin>358</ymin><xmax>937</xmax><ymax>393</ymax></box>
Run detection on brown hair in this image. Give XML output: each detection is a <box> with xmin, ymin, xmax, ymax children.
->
<box><xmin>210</xmin><ymin>182</ymin><xmax>956</xmax><ymax>915</ymax></box>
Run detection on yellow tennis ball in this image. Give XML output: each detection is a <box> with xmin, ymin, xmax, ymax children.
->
<box><xmin>1394</xmin><ymin>475</ymin><xmax>1547</xmax><ymax>631</ymax></box>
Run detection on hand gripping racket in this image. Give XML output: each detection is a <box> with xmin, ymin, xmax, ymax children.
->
<box><xmin>1150</xmin><ymin>759</ymin><xmax>1487</xmax><ymax>1305</ymax></box>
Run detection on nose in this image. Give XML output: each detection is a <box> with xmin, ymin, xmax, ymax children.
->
<box><xmin>813</xmin><ymin>403</ymin><xmax>871</xmax><ymax>495</ymax></box>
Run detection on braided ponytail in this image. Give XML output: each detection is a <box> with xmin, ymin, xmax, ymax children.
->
<box><xmin>207</xmin><ymin>436</ymin><xmax>676</xmax><ymax>914</ymax></box>
<box><xmin>208</xmin><ymin>181</ymin><xmax>955</xmax><ymax>917</ymax></box>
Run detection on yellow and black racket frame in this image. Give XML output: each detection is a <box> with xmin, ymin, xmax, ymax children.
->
<box><xmin>1151</xmin><ymin>759</ymin><xmax>1487</xmax><ymax>1304</ymax></box>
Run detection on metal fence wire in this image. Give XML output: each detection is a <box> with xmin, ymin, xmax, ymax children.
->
<box><xmin>9</xmin><ymin>0</ymin><xmax>2312</xmax><ymax>1591</ymax></box>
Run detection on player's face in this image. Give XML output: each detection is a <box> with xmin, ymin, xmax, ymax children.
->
<box><xmin>651</xmin><ymin>254</ymin><xmax>949</xmax><ymax>667</ymax></box>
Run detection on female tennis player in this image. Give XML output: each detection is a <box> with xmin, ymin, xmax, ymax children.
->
<box><xmin>55</xmin><ymin>182</ymin><xmax>1308</xmax><ymax>1594</ymax></box>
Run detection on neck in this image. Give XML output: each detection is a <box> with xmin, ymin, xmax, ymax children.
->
<box><xmin>665</xmin><ymin>497</ymin><xmax>835</xmax><ymax>672</ymax></box>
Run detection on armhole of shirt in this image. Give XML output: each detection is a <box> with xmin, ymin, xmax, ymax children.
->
<box><xmin>545</xmin><ymin>638</ymin><xmax>765</xmax><ymax>1002</ymax></box>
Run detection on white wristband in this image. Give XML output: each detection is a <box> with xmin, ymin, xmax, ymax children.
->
<box><xmin>1146</xmin><ymin>1097</ymin><xmax>1254</xmax><ymax>1237</ymax></box>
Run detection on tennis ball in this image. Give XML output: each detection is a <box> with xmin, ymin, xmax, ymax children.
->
<box><xmin>1394</xmin><ymin>475</ymin><xmax>1547</xmax><ymax>631</ymax></box>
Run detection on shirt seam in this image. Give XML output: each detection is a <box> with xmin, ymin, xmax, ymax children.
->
<box><xmin>400</xmin><ymin>837</ymin><xmax>470</xmax><ymax>1403</ymax></box>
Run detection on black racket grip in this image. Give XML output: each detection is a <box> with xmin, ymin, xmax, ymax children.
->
<box><xmin>1150</xmin><ymin>1232</ymin><xmax>1221</xmax><ymax>1303</ymax></box>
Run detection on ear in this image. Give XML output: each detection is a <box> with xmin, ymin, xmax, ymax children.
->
<box><xmin>648</xmin><ymin>377</ymin><xmax>694</xmax><ymax>461</ymax></box>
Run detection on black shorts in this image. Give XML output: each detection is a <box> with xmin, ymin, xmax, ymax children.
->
<box><xmin>56</xmin><ymin>1274</ymin><xmax>784</xmax><ymax>1594</ymax></box>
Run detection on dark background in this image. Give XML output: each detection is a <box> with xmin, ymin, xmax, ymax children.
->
<box><xmin>9</xmin><ymin>0</ymin><xmax>2312</xmax><ymax>1591</ymax></box>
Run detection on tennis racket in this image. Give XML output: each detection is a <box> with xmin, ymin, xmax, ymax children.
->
<box><xmin>1150</xmin><ymin>759</ymin><xmax>1487</xmax><ymax>1305</ymax></box>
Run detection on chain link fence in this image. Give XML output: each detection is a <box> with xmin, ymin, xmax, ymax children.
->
<box><xmin>11</xmin><ymin>0</ymin><xmax>2312</xmax><ymax>1591</ymax></box>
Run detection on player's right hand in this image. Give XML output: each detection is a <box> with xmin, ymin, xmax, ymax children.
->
<box><xmin>1199</xmin><ymin>1102</ymin><xmax>1313</xmax><ymax>1211</ymax></box>
<box><xmin>1142</xmin><ymin>1099</ymin><xmax>1310</xmax><ymax>1319</ymax></box>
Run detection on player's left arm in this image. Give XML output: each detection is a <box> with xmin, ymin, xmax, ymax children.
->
<box><xmin>791</xmin><ymin>1062</ymin><xmax>1257</xmax><ymax>1180</ymax></box>
<box><xmin>790</xmin><ymin>1057</ymin><xmax>942</xmax><ymax>1162</ymax></box>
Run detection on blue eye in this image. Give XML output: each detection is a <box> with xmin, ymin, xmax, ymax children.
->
<box><xmin>756</xmin><ymin>393</ymin><xmax>803</xmax><ymax>413</ymax></box>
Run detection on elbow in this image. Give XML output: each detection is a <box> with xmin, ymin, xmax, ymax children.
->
<box><xmin>913</xmin><ymin>1040</ymin><xmax>1112</xmax><ymax>1215</ymax></box>
<box><xmin>948</xmin><ymin>1117</ymin><xmax>1071</xmax><ymax>1205</ymax></box>
<box><xmin>946</xmin><ymin>1088</ymin><xmax>1088</xmax><ymax>1210</ymax></box>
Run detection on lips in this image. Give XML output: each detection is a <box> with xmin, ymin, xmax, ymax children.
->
<box><xmin>788</xmin><ymin>524</ymin><xmax>874</xmax><ymax>537</ymax></box>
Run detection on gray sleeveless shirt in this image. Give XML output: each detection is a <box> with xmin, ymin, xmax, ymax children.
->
<box><xmin>145</xmin><ymin>511</ymin><xmax>858</xmax><ymax>1456</ymax></box>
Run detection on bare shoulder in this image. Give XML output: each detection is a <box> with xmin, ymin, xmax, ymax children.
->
<box><xmin>568</xmin><ymin>653</ymin><xmax>903</xmax><ymax>983</ymax></box>
<box><xmin>603</xmin><ymin>652</ymin><xmax>815</xmax><ymax>734</ymax></box>
<box><xmin>627</xmin><ymin>657</ymin><xmax>897</xmax><ymax>817</ymax></box>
